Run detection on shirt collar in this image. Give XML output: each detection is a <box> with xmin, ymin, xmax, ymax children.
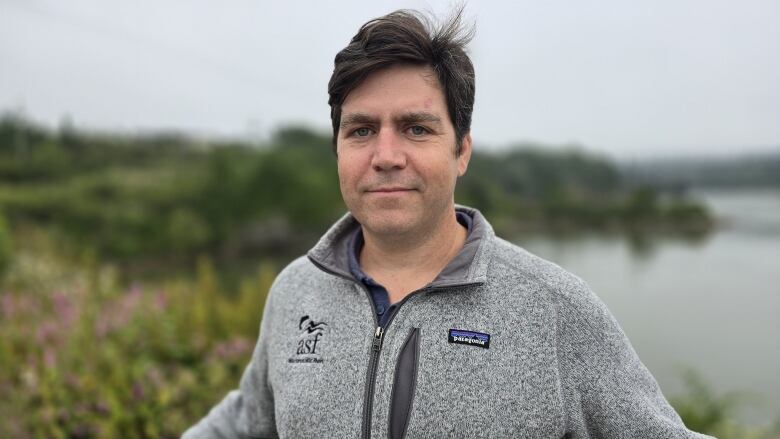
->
<box><xmin>308</xmin><ymin>205</ymin><xmax>493</xmax><ymax>288</ymax></box>
<box><xmin>347</xmin><ymin>211</ymin><xmax>473</xmax><ymax>285</ymax></box>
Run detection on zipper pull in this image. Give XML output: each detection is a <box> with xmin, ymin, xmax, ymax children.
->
<box><xmin>372</xmin><ymin>326</ymin><xmax>384</xmax><ymax>351</ymax></box>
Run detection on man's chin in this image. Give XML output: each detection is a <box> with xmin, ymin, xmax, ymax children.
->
<box><xmin>357</xmin><ymin>213</ymin><xmax>419</xmax><ymax>238</ymax></box>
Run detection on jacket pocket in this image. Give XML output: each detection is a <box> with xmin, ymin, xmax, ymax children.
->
<box><xmin>388</xmin><ymin>327</ymin><xmax>420</xmax><ymax>439</ymax></box>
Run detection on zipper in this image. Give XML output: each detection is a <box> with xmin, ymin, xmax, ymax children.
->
<box><xmin>305</xmin><ymin>257</ymin><xmax>385</xmax><ymax>438</ymax></box>
<box><xmin>307</xmin><ymin>254</ymin><xmax>482</xmax><ymax>439</ymax></box>
<box><xmin>353</xmin><ymin>277</ymin><xmax>479</xmax><ymax>439</ymax></box>
<box><xmin>359</xmin><ymin>287</ymin><xmax>431</xmax><ymax>439</ymax></box>
<box><xmin>361</xmin><ymin>325</ymin><xmax>384</xmax><ymax>439</ymax></box>
<box><xmin>357</xmin><ymin>281</ymin><xmax>477</xmax><ymax>438</ymax></box>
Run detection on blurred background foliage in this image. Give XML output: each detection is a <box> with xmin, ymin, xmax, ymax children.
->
<box><xmin>0</xmin><ymin>113</ymin><xmax>777</xmax><ymax>438</ymax></box>
<box><xmin>0</xmin><ymin>114</ymin><xmax>713</xmax><ymax>269</ymax></box>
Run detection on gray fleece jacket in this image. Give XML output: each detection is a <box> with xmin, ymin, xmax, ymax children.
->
<box><xmin>183</xmin><ymin>207</ymin><xmax>714</xmax><ymax>439</ymax></box>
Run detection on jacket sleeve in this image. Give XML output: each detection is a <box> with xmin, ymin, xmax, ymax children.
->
<box><xmin>556</xmin><ymin>278</ymin><xmax>715</xmax><ymax>439</ymax></box>
<box><xmin>182</xmin><ymin>291</ymin><xmax>278</xmax><ymax>438</ymax></box>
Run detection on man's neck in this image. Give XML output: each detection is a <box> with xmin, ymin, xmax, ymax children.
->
<box><xmin>359</xmin><ymin>207</ymin><xmax>468</xmax><ymax>304</ymax></box>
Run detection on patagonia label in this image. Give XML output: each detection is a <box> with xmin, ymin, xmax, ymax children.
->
<box><xmin>448</xmin><ymin>329</ymin><xmax>490</xmax><ymax>349</ymax></box>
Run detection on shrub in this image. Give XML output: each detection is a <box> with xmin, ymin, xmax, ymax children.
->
<box><xmin>0</xmin><ymin>256</ymin><xmax>274</xmax><ymax>438</ymax></box>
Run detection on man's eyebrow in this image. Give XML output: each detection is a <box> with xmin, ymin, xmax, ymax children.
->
<box><xmin>396</xmin><ymin>112</ymin><xmax>442</xmax><ymax>125</ymax></box>
<box><xmin>339</xmin><ymin>113</ymin><xmax>378</xmax><ymax>129</ymax></box>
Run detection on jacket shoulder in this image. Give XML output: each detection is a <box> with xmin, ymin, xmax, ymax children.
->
<box><xmin>266</xmin><ymin>254</ymin><xmax>354</xmax><ymax>305</ymax></box>
<box><xmin>268</xmin><ymin>255</ymin><xmax>336</xmax><ymax>293</ymax></box>
<box><xmin>488</xmin><ymin>236</ymin><xmax>590</xmax><ymax>301</ymax></box>
<box><xmin>487</xmin><ymin>237</ymin><xmax>615</xmax><ymax>326</ymax></box>
<box><xmin>274</xmin><ymin>255</ymin><xmax>318</xmax><ymax>280</ymax></box>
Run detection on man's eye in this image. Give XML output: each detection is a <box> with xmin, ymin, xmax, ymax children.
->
<box><xmin>354</xmin><ymin>127</ymin><xmax>371</xmax><ymax>137</ymax></box>
<box><xmin>409</xmin><ymin>125</ymin><xmax>428</xmax><ymax>136</ymax></box>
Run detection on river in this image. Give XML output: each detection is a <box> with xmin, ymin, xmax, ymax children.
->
<box><xmin>514</xmin><ymin>188</ymin><xmax>780</xmax><ymax>426</ymax></box>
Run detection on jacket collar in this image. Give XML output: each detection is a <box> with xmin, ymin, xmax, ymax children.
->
<box><xmin>306</xmin><ymin>205</ymin><xmax>493</xmax><ymax>288</ymax></box>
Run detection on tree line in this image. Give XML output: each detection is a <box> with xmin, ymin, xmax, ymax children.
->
<box><xmin>0</xmin><ymin>113</ymin><xmax>711</xmax><ymax>274</ymax></box>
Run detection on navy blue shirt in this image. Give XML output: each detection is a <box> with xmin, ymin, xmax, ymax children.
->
<box><xmin>347</xmin><ymin>212</ymin><xmax>473</xmax><ymax>328</ymax></box>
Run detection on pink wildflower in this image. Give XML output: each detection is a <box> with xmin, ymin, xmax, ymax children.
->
<box><xmin>52</xmin><ymin>291</ymin><xmax>77</xmax><ymax>326</ymax></box>
<box><xmin>93</xmin><ymin>400</ymin><xmax>110</xmax><ymax>416</ymax></box>
<box><xmin>153</xmin><ymin>289</ymin><xmax>168</xmax><ymax>312</ymax></box>
<box><xmin>94</xmin><ymin>287</ymin><xmax>145</xmax><ymax>337</ymax></box>
<box><xmin>212</xmin><ymin>337</ymin><xmax>253</xmax><ymax>361</ymax></box>
<box><xmin>43</xmin><ymin>347</ymin><xmax>57</xmax><ymax>369</ymax></box>
<box><xmin>36</xmin><ymin>321</ymin><xmax>59</xmax><ymax>344</ymax></box>
<box><xmin>132</xmin><ymin>381</ymin><xmax>145</xmax><ymax>401</ymax></box>
<box><xmin>1</xmin><ymin>293</ymin><xmax>15</xmax><ymax>318</ymax></box>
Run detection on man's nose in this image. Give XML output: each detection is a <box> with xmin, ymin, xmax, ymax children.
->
<box><xmin>370</xmin><ymin>130</ymin><xmax>407</xmax><ymax>171</ymax></box>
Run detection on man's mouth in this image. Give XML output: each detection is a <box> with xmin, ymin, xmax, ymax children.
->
<box><xmin>367</xmin><ymin>187</ymin><xmax>414</xmax><ymax>193</ymax></box>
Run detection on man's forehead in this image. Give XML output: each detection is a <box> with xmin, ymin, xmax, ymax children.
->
<box><xmin>342</xmin><ymin>65</ymin><xmax>443</xmax><ymax>101</ymax></box>
<box><xmin>340</xmin><ymin>97</ymin><xmax>444</xmax><ymax>115</ymax></box>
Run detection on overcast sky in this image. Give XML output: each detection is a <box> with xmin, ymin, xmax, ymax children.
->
<box><xmin>1</xmin><ymin>0</ymin><xmax>778</xmax><ymax>159</ymax></box>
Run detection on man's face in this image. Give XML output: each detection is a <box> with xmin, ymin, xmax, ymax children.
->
<box><xmin>336</xmin><ymin>64</ymin><xmax>472</xmax><ymax>238</ymax></box>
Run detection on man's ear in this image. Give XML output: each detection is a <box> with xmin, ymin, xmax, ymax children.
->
<box><xmin>457</xmin><ymin>133</ymin><xmax>472</xmax><ymax>177</ymax></box>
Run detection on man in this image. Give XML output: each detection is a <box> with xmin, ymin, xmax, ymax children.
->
<box><xmin>184</xmin><ymin>9</ymin><xmax>713</xmax><ymax>439</ymax></box>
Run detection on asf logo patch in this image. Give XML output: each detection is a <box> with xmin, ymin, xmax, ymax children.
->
<box><xmin>288</xmin><ymin>315</ymin><xmax>327</xmax><ymax>363</ymax></box>
<box><xmin>448</xmin><ymin>329</ymin><xmax>490</xmax><ymax>349</ymax></box>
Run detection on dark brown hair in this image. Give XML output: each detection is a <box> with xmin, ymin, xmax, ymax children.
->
<box><xmin>327</xmin><ymin>8</ymin><xmax>475</xmax><ymax>155</ymax></box>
